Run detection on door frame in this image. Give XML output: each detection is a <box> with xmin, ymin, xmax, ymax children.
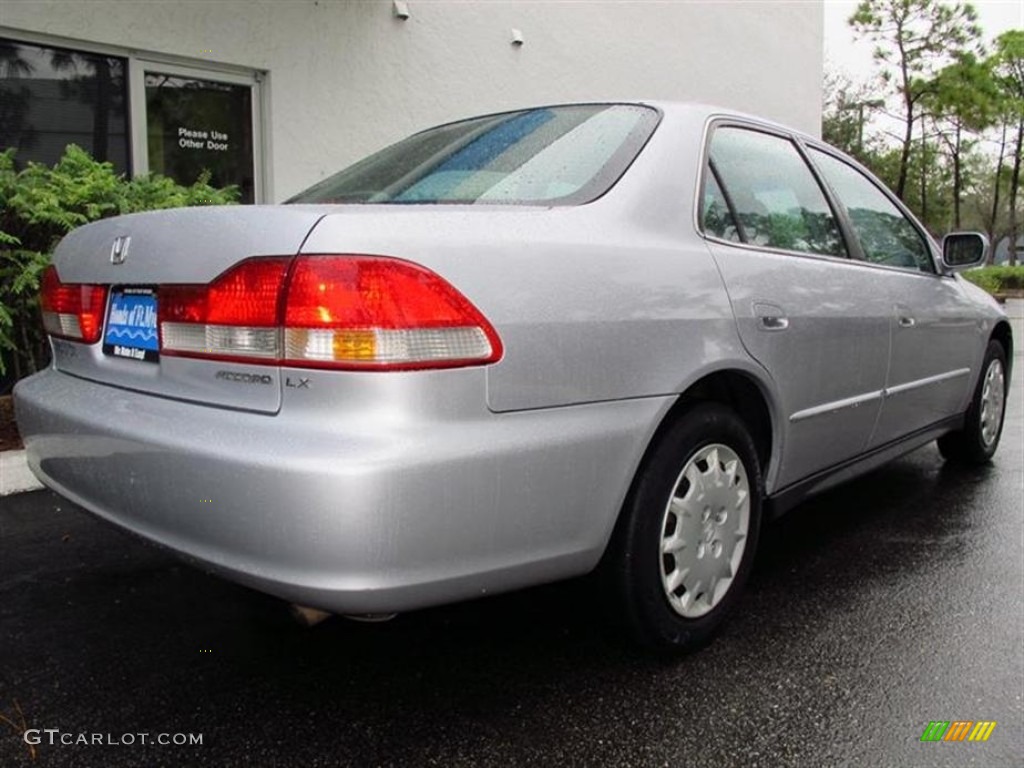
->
<box><xmin>129</xmin><ymin>59</ymin><xmax>267</xmax><ymax>202</ymax></box>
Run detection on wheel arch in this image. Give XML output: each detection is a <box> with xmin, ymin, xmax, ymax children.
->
<box><xmin>598</xmin><ymin>366</ymin><xmax>780</xmax><ymax>563</ymax></box>
<box><xmin>991</xmin><ymin>320</ymin><xmax>1013</xmax><ymax>384</ymax></box>
<box><xmin>672</xmin><ymin>370</ymin><xmax>775</xmax><ymax>473</ymax></box>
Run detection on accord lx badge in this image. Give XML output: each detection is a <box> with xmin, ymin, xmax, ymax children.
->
<box><xmin>110</xmin><ymin>235</ymin><xmax>131</xmax><ymax>264</ymax></box>
<box><xmin>215</xmin><ymin>370</ymin><xmax>273</xmax><ymax>385</ymax></box>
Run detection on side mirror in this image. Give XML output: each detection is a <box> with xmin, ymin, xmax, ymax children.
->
<box><xmin>941</xmin><ymin>232</ymin><xmax>988</xmax><ymax>271</ymax></box>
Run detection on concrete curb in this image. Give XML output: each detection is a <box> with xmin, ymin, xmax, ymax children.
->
<box><xmin>0</xmin><ymin>450</ymin><xmax>44</xmax><ymax>496</ymax></box>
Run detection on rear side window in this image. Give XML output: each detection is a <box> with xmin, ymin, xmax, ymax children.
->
<box><xmin>703</xmin><ymin>127</ymin><xmax>846</xmax><ymax>258</ymax></box>
<box><xmin>288</xmin><ymin>104</ymin><xmax>659</xmax><ymax>206</ymax></box>
<box><xmin>809</xmin><ymin>149</ymin><xmax>934</xmax><ymax>274</ymax></box>
<box><xmin>703</xmin><ymin>172</ymin><xmax>742</xmax><ymax>243</ymax></box>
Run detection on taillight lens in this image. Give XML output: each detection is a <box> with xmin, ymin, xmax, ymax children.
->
<box><xmin>159</xmin><ymin>255</ymin><xmax>502</xmax><ymax>370</ymax></box>
<box><xmin>283</xmin><ymin>256</ymin><xmax>501</xmax><ymax>369</ymax></box>
<box><xmin>40</xmin><ymin>266</ymin><xmax>108</xmax><ymax>343</ymax></box>
<box><xmin>159</xmin><ymin>258</ymin><xmax>291</xmax><ymax>363</ymax></box>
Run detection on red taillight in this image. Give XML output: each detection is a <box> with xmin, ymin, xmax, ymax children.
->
<box><xmin>282</xmin><ymin>256</ymin><xmax>502</xmax><ymax>369</ymax></box>
<box><xmin>159</xmin><ymin>255</ymin><xmax>502</xmax><ymax>370</ymax></box>
<box><xmin>40</xmin><ymin>266</ymin><xmax>108</xmax><ymax>343</ymax></box>
<box><xmin>159</xmin><ymin>258</ymin><xmax>291</xmax><ymax>363</ymax></box>
<box><xmin>161</xmin><ymin>257</ymin><xmax>290</xmax><ymax>326</ymax></box>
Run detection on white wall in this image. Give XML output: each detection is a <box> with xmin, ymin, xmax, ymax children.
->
<box><xmin>1</xmin><ymin>0</ymin><xmax>823</xmax><ymax>201</ymax></box>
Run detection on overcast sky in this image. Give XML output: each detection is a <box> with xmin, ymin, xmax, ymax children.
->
<box><xmin>824</xmin><ymin>0</ymin><xmax>1024</xmax><ymax>80</ymax></box>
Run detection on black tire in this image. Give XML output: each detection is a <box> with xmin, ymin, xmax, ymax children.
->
<box><xmin>937</xmin><ymin>340</ymin><xmax>1008</xmax><ymax>465</ymax></box>
<box><xmin>607</xmin><ymin>402</ymin><xmax>763</xmax><ymax>653</ymax></box>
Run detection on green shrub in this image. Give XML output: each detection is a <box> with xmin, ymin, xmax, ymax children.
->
<box><xmin>963</xmin><ymin>265</ymin><xmax>1024</xmax><ymax>294</ymax></box>
<box><xmin>0</xmin><ymin>145</ymin><xmax>238</xmax><ymax>383</ymax></box>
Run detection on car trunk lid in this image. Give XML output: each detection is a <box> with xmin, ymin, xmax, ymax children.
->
<box><xmin>48</xmin><ymin>206</ymin><xmax>327</xmax><ymax>414</ymax></box>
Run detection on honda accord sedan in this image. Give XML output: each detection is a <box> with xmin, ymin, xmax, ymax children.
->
<box><xmin>14</xmin><ymin>102</ymin><xmax>1012</xmax><ymax>652</ymax></box>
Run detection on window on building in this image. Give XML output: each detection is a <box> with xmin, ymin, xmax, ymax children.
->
<box><xmin>1</xmin><ymin>37</ymin><xmax>264</xmax><ymax>201</ymax></box>
<box><xmin>144</xmin><ymin>72</ymin><xmax>256</xmax><ymax>203</ymax></box>
<box><xmin>0</xmin><ymin>38</ymin><xmax>129</xmax><ymax>172</ymax></box>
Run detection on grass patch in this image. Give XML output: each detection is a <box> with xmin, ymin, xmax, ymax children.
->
<box><xmin>962</xmin><ymin>265</ymin><xmax>1024</xmax><ymax>294</ymax></box>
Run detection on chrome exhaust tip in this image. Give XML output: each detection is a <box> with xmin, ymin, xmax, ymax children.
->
<box><xmin>343</xmin><ymin>613</ymin><xmax>398</xmax><ymax>623</ymax></box>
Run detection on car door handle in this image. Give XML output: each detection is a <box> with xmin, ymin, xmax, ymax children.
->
<box><xmin>759</xmin><ymin>315</ymin><xmax>789</xmax><ymax>330</ymax></box>
<box><xmin>898</xmin><ymin>316</ymin><xmax>916</xmax><ymax>328</ymax></box>
<box><xmin>753</xmin><ymin>302</ymin><xmax>789</xmax><ymax>331</ymax></box>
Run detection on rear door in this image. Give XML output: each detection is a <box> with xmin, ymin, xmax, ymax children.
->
<box><xmin>701</xmin><ymin>124</ymin><xmax>891</xmax><ymax>489</ymax></box>
<box><xmin>806</xmin><ymin>148</ymin><xmax>980</xmax><ymax>445</ymax></box>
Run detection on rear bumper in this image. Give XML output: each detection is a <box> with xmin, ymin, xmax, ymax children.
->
<box><xmin>14</xmin><ymin>368</ymin><xmax>668</xmax><ymax>613</ymax></box>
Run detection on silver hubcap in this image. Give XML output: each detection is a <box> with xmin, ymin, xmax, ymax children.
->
<box><xmin>659</xmin><ymin>444</ymin><xmax>750</xmax><ymax>618</ymax></box>
<box><xmin>979</xmin><ymin>358</ymin><xmax>1006</xmax><ymax>447</ymax></box>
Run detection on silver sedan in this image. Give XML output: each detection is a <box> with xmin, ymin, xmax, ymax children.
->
<box><xmin>14</xmin><ymin>102</ymin><xmax>1012</xmax><ymax>652</ymax></box>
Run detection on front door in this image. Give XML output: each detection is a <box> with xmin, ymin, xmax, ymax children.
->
<box><xmin>875</xmin><ymin>273</ymin><xmax>979</xmax><ymax>444</ymax></box>
<box><xmin>806</xmin><ymin>148</ymin><xmax>980</xmax><ymax>447</ymax></box>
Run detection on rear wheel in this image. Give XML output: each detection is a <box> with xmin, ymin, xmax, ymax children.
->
<box><xmin>608</xmin><ymin>403</ymin><xmax>763</xmax><ymax>653</ymax></box>
<box><xmin>938</xmin><ymin>341</ymin><xmax>1008</xmax><ymax>465</ymax></box>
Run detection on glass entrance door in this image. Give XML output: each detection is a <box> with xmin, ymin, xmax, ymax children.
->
<box><xmin>132</xmin><ymin>63</ymin><xmax>262</xmax><ymax>202</ymax></box>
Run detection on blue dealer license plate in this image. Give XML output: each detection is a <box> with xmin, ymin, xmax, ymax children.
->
<box><xmin>103</xmin><ymin>288</ymin><xmax>159</xmax><ymax>362</ymax></box>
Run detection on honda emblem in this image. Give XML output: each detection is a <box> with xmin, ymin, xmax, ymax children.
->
<box><xmin>110</xmin><ymin>235</ymin><xmax>131</xmax><ymax>265</ymax></box>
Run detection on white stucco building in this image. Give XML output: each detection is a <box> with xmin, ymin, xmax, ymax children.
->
<box><xmin>0</xmin><ymin>0</ymin><xmax>823</xmax><ymax>202</ymax></box>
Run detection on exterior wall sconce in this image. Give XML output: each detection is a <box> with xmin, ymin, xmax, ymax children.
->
<box><xmin>511</xmin><ymin>28</ymin><xmax>524</xmax><ymax>46</ymax></box>
<box><xmin>393</xmin><ymin>1</ymin><xmax>410</xmax><ymax>20</ymax></box>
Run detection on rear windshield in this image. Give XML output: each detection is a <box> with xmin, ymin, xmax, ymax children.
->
<box><xmin>287</xmin><ymin>104</ymin><xmax>660</xmax><ymax>206</ymax></box>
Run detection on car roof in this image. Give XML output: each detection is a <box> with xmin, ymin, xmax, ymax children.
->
<box><xmin>637</xmin><ymin>100</ymin><xmax>816</xmax><ymax>142</ymax></box>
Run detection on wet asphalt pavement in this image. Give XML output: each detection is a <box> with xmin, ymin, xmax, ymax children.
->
<box><xmin>1</xmin><ymin>335</ymin><xmax>1022</xmax><ymax>768</ymax></box>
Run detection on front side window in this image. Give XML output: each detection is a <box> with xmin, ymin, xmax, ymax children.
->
<box><xmin>0</xmin><ymin>38</ymin><xmax>129</xmax><ymax>172</ymax></box>
<box><xmin>809</xmin><ymin>149</ymin><xmax>933</xmax><ymax>273</ymax></box>
<box><xmin>704</xmin><ymin>127</ymin><xmax>846</xmax><ymax>258</ymax></box>
<box><xmin>288</xmin><ymin>104</ymin><xmax>659</xmax><ymax>206</ymax></box>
